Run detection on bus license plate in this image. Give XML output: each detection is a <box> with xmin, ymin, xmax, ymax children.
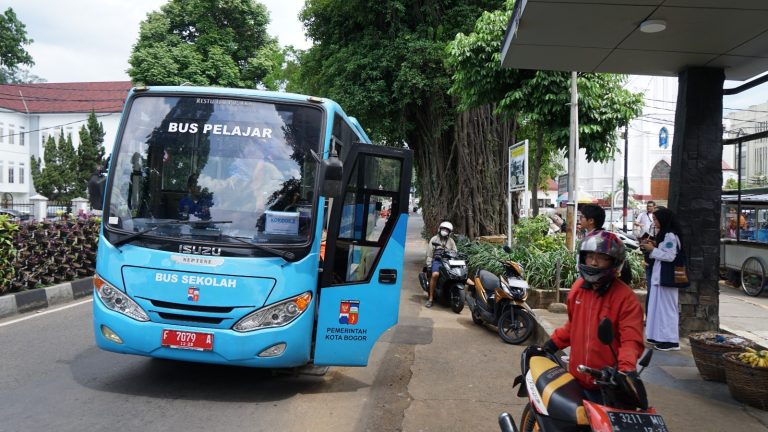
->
<box><xmin>607</xmin><ymin>411</ymin><xmax>668</xmax><ymax>432</ymax></box>
<box><xmin>161</xmin><ymin>329</ymin><xmax>213</xmax><ymax>351</ymax></box>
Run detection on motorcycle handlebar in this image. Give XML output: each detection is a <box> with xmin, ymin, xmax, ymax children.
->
<box><xmin>498</xmin><ymin>412</ymin><xmax>518</xmax><ymax>432</ymax></box>
<box><xmin>577</xmin><ymin>364</ymin><xmax>605</xmax><ymax>378</ymax></box>
<box><xmin>577</xmin><ymin>365</ymin><xmax>621</xmax><ymax>388</ymax></box>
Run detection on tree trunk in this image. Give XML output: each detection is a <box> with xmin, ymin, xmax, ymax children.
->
<box><xmin>412</xmin><ymin>103</ymin><xmax>516</xmax><ymax>239</ymax></box>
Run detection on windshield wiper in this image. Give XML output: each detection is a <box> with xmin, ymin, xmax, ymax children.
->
<box><xmin>220</xmin><ymin>234</ymin><xmax>296</xmax><ymax>261</ymax></box>
<box><xmin>110</xmin><ymin>220</ymin><xmax>233</xmax><ymax>248</ymax></box>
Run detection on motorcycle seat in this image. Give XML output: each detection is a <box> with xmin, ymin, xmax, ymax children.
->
<box><xmin>476</xmin><ymin>269</ymin><xmax>499</xmax><ymax>295</ymax></box>
<box><xmin>527</xmin><ymin>356</ymin><xmax>590</xmax><ymax>426</ymax></box>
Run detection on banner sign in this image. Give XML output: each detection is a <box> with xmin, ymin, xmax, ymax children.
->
<box><xmin>508</xmin><ymin>141</ymin><xmax>528</xmax><ymax>193</ymax></box>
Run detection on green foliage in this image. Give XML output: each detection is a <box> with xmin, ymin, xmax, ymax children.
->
<box><xmin>298</xmin><ymin>0</ymin><xmax>501</xmax><ymax>144</ymax></box>
<box><xmin>510</xmin><ymin>215</ymin><xmax>561</xmax><ymax>252</ymax></box>
<box><xmin>449</xmin><ymin>5</ymin><xmax>645</xmax><ymax>150</ymax></box>
<box><xmin>0</xmin><ymin>7</ymin><xmax>34</xmax><ymax>84</ymax></box>
<box><xmin>128</xmin><ymin>0</ymin><xmax>280</xmax><ymax>88</ymax></box>
<box><xmin>31</xmin><ymin>132</ymin><xmax>80</xmax><ymax>200</ymax></box>
<box><xmin>724</xmin><ymin>178</ymin><xmax>740</xmax><ymax>190</ymax></box>
<box><xmin>446</xmin><ymin>2</ymin><xmax>643</xmax><ymax>218</ymax></box>
<box><xmin>2</xmin><ymin>219</ymin><xmax>99</xmax><ymax>294</ymax></box>
<box><xmin>0</xmin><ymin>214</ymin><xmax>19</xmax><ymax>294</ymax></box>
<box><xmin>458</xmin><ymin>215</ymin><xmax>647</xmax><ymax>291</ymax></box>
<box><xmin>76</xmin><ymin>112</ymin><xmax>106</xmax><ymax>196</ymax></box>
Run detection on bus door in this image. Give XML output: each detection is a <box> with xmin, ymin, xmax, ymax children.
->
<box><xmin>313</xmin><ymin>143</ymin><xmax>412</xmax><ymax>366</ymax></box>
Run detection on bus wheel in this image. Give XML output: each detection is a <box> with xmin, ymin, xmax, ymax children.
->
<box><xmin>741</xmin><ymin>256</ymin><xmax>766</xmax><ymax>297</ymax></box>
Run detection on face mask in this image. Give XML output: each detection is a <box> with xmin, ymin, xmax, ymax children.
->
<box><xmin>440</xmin><ymin>229</ymin><xmax>450</xmax><ymax>237</ymax></box>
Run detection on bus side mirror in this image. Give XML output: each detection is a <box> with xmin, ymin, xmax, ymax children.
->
<box><xmin>319</xmin><ymin>153</ymin><xmax>343</xmax><ymax>199</ymax></box>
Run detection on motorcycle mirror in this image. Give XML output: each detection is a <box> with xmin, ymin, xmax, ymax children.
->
<box><xmin>597</xmin><ymin>317</ymin><xmax>614</xmax><ymax>345</ymax></box>
<box><xmin>638</xmin><ymin>348</ymin><xmax>653</xmax><ymax>369</ymax></box>
<box><xmin>503</xmin><ymin>245</ymin><xmax>511</xmax><ymax>253</ymax></box>
<box><xmin>431</xmin><ymin>240</ymin><xmax>441</xmax><ymax>246</ymax></box>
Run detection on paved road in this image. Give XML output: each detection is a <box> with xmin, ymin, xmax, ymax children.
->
<box><xmin>0</xmin><ymin>214</ymin><xmax>527</xmax><ymax>432</ymax></box>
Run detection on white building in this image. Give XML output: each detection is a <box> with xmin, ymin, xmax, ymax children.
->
<box><xmin>0</xmin><ymin>81</ymin><xmax>132</xmax><ymax>205</ymax></box>
<box><xmin>724</xmin><ymin>101</ymin><xmax>768</xmax><ymax>185</ymax></box>
<box><xmin>574</xmin><ymin>76</ymin><xmax>737</xmax><ymax>209</ymax></box>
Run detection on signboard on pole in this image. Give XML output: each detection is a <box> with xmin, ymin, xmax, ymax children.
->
<box><xmin>508</xmin><ymin>141</ymin><xmax>528</xmax><ymax>193</ymax></box>
<box><xmin>507</xmin><ymin>140</ymin><xmax>528</xmax><ymax>247</ymax></box>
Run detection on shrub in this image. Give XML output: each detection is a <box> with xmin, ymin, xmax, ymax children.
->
<box><xmin>457</xmin><ymin>217</ymin><xmax>645</xmax><ymax>290</ymax></box>
<box><xmin>0</xmin><ymin>215</ymin><xmax>20</xmax><ymax>295</ymax></box>
<box><xmin>1</xmin><ymin>218</ymin><xmax>99</xmax><ymax>295</ymax></box>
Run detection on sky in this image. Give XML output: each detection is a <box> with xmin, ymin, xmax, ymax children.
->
<box><xmin>4</xmin><ymin>0</ymin><xmax>312</xmax><ymax>83</ymax></box>
<box><xmin>4</xmin><ymin>1</ymin><xmax>767</xmax><ymax>111</ymax></box>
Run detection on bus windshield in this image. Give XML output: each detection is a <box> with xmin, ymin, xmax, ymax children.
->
<box><xmin>105</xmin><ymin>95</ymin><xmax>322</xmax><ymax>246</ymax></box>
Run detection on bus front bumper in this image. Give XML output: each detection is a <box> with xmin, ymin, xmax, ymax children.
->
<box><xmin>92</xmin><ymin>293</ymin><xmax>313</xmax><ymax>368</ymax></box>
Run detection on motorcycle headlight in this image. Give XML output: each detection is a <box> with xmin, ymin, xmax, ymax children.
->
<box><xmin>94</xmin><ymin>273</ymin><xmax>149</xmax><ymax>322</ymax></box>
<box><xmin>233</xmin><ymin>292</ymin><xmax>312</xmax><ymax>332</ymax></box>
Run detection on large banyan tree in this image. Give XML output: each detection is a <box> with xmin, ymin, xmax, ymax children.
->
<box><xmin>297</xmin><ymin>0</ymin><xmax>643</xmax><ymax>238</ymax></box>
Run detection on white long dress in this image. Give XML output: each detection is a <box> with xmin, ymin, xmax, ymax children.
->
<box><xmin>646</xmin><ymin>233</ymin><xmax>680</xmax><ymax>343</ymax></box>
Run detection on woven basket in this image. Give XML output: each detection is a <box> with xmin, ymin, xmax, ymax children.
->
<box><xmin>723</xmin><ymin>352</ymin><xmax>768</xmax><ymax>410</ymax></box>
<box><xmin>689</xmin><ymin>332</ymin><xmax>756</xmax><ymax>382</ymax></box>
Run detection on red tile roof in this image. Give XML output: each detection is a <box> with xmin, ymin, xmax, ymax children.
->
<box><xmin>722</xmin><ymin>160</ymin><xmax>733</xmax><ymax>170</ymax></box>
<box><xmin>0</xmin><ymin>81</ymin><xmax>132</xmax><ymax>114</ymax></box>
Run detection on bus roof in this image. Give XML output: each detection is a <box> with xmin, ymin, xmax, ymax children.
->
<box><xmin>129</xmin><ymin>85</ymin><xmax>342</xmax><ymax>110</ymax></box>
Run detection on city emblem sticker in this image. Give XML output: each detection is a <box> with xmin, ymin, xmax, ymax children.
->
<box><xmin>339</xmin><ymin>300</ymin><xmax>360</xmax><ymax>325</ymax></box>
<box><xmin>187</xmin><ymin>286</ymin><xmax>200</xmax><ymax>302</ymax></box>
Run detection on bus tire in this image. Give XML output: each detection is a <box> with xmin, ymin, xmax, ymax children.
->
<box><xmin>741</xmin><ymin>256</ymin><xmax>767</xmax><ymax>297</ymax></box>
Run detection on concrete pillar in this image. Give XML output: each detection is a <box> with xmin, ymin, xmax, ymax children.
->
<box><xmin>669</xmin><ymin>67</ymin><xmax>724</xmax><ymax>334</ymax></box>
<box><xmin>29</xmin><ymin>194</ymin><xmax>48</xmax><ymax>222</ymax></box>
<box><xmin>72</xmin><ymin>197</ymin><xmax>88</xmax><ymax>218</ymax></box>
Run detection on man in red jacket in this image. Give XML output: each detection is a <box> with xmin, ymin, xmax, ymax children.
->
<box><xmin>544</xmin><ymin>230</ymin><xmax>645</xmax><ymax>401</ymax></box>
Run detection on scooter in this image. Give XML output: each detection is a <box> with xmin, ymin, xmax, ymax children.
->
<box><xmin>466</xmin><ymin>247</ymin><xmax>535</xmax><ymax>344</ymax></box>
<box><xmin>418</xmin><ymin>241</ymin><xmax>468</xmax><ymax>313</ymax></box>
<box><xmin>498</xmin><ymin>318</ymin><xmax>668</xmax><ymax>432</ymax></box>
<box><xmin>614</xmin><ymin>230</ymin><xmax>639</xmax><ymax>251</ymax></box>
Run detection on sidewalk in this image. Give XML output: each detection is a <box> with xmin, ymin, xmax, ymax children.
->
<box><xmin>533</xmin><ymin>283</ymin><xmax>768</xmax><ymax>430</ymax></box>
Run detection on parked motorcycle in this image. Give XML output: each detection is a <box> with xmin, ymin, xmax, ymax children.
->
<box><xmin>498</xmin><ymin>318</ymin><xmax>668</xmax><ymax>432</ymax></box>
<box><xmin>466</xmin><ymin>247</ymin><xmax>535</xmax><ymax>344</ymax></box>
<box><xmin>418</xmin><ymin>241</ymin><xmax>468</xmax><ymax>313</ymax></box>
<box><xmin>614</xmin><ymin>230</ymin><xmax>639</xmax><ymax>251</ymax></box>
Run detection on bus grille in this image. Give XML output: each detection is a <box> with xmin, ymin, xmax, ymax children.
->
<box><xmin>150</xmin><ymin>299</ymin><xmax>235</xmax><ymax>313</ymax></box>
<box><xmin>157</xmin><ymin>312</ymin><xmax>225</xmax><ymax>325</ymax></box>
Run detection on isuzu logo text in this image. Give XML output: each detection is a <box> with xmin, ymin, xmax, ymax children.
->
<box><xmin>178</xmin><ymin>245</ymin><xmax>222</xmax><ymax>256</ymax></box>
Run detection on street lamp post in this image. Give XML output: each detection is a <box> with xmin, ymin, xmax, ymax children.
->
<box><xmin>622</xmin><ymin>124</ymin><xmax>629</xmax><ymax>233</ymax></box>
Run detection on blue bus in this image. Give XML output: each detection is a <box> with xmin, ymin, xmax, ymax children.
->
<box><xmin>93</xmin><ymin>86</ymin><xmax>412</xmax><ymax>368</ymax></box>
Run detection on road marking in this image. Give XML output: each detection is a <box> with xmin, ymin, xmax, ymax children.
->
<box><xmin>0</xmin><ymin>298</ymin><xmax>93</xmax><ymax>328</ymax></box>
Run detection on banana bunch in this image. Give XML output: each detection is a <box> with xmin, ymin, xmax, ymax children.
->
<box><xmin>737</xmin><ymin>347</ymin><xmax>768</xmax><ymax>368</ymax></box>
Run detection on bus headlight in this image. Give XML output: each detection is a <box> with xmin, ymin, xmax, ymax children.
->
<box><xmin>94</xmin><ymin>273</ymin><xmax>150</xmax><ymax>322</ymax></box>
<box><xmin>233</xmin><ymin>292</ymin><xmax>312</xmax><ymax>332</ymax></box>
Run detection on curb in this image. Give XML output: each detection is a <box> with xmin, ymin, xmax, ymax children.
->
<box><xmin>0</xmin><ymin>277</ymin><xmax>93</xmax><ymax>319</ymax></box>
<box><xmin>530</xmin><ymin>308</ymin><xmax>559</xmax><ymax>345</ymax></box>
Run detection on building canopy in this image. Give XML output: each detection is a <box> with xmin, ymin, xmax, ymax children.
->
<box><xmin>501</xmin><ymin>0</ymin><xmax>768</xmax><ymax>81</ymax></box>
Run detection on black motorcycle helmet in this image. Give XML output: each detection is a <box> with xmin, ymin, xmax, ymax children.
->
<box><xmin>578</xmin><ymin>231</ymin><xmax>626</xmax><ymax>292</ymax></box>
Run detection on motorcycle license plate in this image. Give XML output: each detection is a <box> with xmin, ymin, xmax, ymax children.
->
<box><xmin>448</xmin><ymin>260</ymin><xmax>466</xmax><ymax>266</ymax></box>
<box><xmin>161</xmin><ymin>329</ymin><xmax>213</xmax><ymax>351</ymax></box>
<box><xmin>607</xmin><ymin>411</ymin><xmax>668</xmax><ymax>432</ymax></box>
